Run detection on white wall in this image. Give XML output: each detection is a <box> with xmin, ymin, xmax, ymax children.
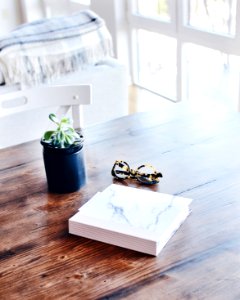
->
<box><xmin>91</xmin><ymin>0</ymin><xmax>129</xmax><ymax>74</ymax></box>
<box><xmin>0</xmin><ymin>0</ymin><xmax>23</xmax><ymax>36</ymax></box>
<box><xmin>21</xmin><ymin>0</ymin><xmax>45</xmax><ymax>22</ymax></box>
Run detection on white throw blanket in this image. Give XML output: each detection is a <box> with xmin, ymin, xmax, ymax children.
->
<box><xmin>0</xmin><ymin>10</ymin><xmax>113</xmax><ymax>87</ymax></box>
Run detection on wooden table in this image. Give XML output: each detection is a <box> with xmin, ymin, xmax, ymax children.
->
<box><xmin>1</xmin><ymin>104</ymin><xmax>240</xmax><ymax>299</ymax></box>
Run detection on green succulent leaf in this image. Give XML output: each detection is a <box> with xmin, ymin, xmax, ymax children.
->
<box><xmin>43</xmin><ymin>131</ymin><xmax>55</xmax><ymax>140</ymax></box>
<box><xmin>72</xmin><ymin>131</ymin><xmax>81</xmax><ymax>139</ymax></box>
<box><xmin>65</xmin><ymin>135</ymin><xmax>74</xmax><ymax>145</ymax></box>
<box><xmin>61</xmin><ymin>117</ymin><xmax>71</xmax><ymax>124</ymax></box>
<box><xmin>49</xmin><ymin>113</ymin><xmax>59</xmax><ymax>125</ymax></box>
<box><xmin>42</xmin><ymin>113</ymin><xmax>83</xmax><ymax>148</ymax></box>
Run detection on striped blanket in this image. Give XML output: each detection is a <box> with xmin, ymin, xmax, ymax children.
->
<box><xmin>0</xmin><ymin>10</ymin><xmax>113</xmax><ymax>87</ymax></box>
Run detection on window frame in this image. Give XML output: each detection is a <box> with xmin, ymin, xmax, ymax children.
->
<box><xmin>128</xmin><ymin>0</ymin><xmax>240</xmax><ymax>103</ymax></box>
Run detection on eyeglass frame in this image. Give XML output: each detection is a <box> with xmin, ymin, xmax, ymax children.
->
<box><xmin>111</xmin><ymin>160</ymin><xmax>162</xmax><ymax>185</ymax></box>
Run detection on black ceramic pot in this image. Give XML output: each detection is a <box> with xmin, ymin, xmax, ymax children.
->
<box><xmin>41</xmin><ymin>141</ymin><xmax>86</xmax><ymax>193</ymax></box>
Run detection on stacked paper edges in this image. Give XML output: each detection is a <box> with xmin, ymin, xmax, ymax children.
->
<box><xmin>69</xmin><ymin>184</ymin><xmax>192</xmax><ymax>256</ymax></box>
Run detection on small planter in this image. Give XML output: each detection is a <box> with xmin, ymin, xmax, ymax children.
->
<box><xmin>41</xmin><ymin>140</ymin><xmax>86</xmax><ymax>193</ymax></box>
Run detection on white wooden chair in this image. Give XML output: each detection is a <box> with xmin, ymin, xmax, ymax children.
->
<box><xmin>0</xmin><ymin>84</ymin><xmax>92</xmax><ymax>148</ymax></box>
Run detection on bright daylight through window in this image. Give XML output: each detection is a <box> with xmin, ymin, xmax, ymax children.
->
<box><xmin>129</xmin><ymin>0</ymin><xmax>240</xmax><ymax>109</ymax></box>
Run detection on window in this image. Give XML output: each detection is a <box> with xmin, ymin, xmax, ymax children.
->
<box><xmin>185</xmin><ymin>0</ymin><xmax>237</xmax><ymax>36</ymax></box>
<box><xmin>136</xmin><ymin>29</ymin><xmax>177</xmax><ymax>100</ymax></box>
<box><xmin>129</xmin><ymin>0</ymin><xmax>240</xmax><ymax>107</ymax></box>
<box><xmin>137</xmin><ymin>0</ymin><xmax>170</xmax><ymax>22</ymax></box>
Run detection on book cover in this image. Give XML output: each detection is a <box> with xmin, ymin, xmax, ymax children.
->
<box><xmin>69</xmin><ymin>184</ymin><xmax>192</xmax><ymax>256</ymax></box>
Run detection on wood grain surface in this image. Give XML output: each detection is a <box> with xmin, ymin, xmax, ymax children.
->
<box><xmin>1</xmin><ymin>104</ymin><xmax>240</xmax><ymax>299</ymax></box>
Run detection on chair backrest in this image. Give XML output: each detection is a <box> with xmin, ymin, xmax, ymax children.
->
<box><xmin>0</xmin><ymin>84</ymin><xmax>92</xmax><ymax>148</ymax></box>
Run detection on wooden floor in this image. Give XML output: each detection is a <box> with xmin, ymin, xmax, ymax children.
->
<box><xmin>128</xmin><ymin>85</ymin><xmax>174</xmax><ymax>114</ymax></box>
<box><xmin>128</xmin><ymin>85</ymin><xmax>239</xmax><ymax>114</ymax></box>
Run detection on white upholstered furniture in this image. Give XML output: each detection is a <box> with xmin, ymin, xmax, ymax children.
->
<box><xmin>0</xmin><ymin>58</ymin><xmax>128</xmax><ymax>149</ymax></box>
<box><xmin>0</xmin><ymin>9</ymin><xmax>129</xmax><ymax>149</ymax></box>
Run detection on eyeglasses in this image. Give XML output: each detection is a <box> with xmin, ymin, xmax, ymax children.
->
<box><xmin>111</xmin><ymin>160</ymin><xmax>162</xmax><ymax>185</ymax></box>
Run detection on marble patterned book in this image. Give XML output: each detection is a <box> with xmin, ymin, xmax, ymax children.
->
<box><xmin>69</xmin><ymin>184</ymin><xmax>192</xmax><ymax>256</ymax></box>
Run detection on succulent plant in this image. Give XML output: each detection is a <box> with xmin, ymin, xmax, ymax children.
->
<box><xmin>42</xmin><ymin>113</ymin><xmax>83</xmax><ymax>148</ymax></box>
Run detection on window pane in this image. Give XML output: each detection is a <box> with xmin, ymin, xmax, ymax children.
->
<box><xmin>137</xmin><ymin>0</ymin><xmax>170</xmax><ymax>21</ymax></box>
<box><xmin>183</xmin><ymin>43</ymin><xmax>239</xmax><ymax>109</ymax></box>
<box><xmin>136</xmin><ymin>29</ymin><xmax>177</xmax><ymax>100</ymax></box>
<box><xmin>185</xmin><ymin>0</ymin><xmax>237</xmax><ymax>36</ymax></box>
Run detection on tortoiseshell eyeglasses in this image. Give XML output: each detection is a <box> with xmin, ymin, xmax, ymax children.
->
<box><xmin>111</xmin><ymin>160</ymin><xmax>162</xmax><ymax>185</ymax></box>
